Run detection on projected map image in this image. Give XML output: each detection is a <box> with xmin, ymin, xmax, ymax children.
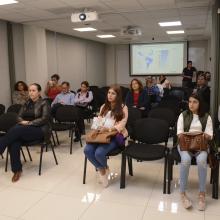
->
<box><xmin>131</xmin><ymin>43</ymin><xmax>184</xmax><ymax>75</ymax></box>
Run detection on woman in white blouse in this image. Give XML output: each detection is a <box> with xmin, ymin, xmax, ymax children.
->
<box><xmin>84</xmin><ymin>85</ymin><xmax>128</xmax><ymax>187</ymax></box>
<box><xmin>177</xmin><ymin>93</ymin><xmax>213</xmax><ymax>211</ymax></box>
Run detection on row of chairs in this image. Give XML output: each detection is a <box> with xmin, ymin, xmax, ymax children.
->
<box><xmin>82</xmin><ymin>102</ymin><xmax>219</xmax><ymax>199</ymax></box>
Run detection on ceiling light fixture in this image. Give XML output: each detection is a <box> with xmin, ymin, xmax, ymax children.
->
<box><xmin>96</xmin><ymin>34</ymin><xmax>115</xmax><ymax>38</ymax></box>
<box><xmin>0</xmin><ymin>0</ymin><xmax>18</xmax><ymax>5</ymax></box>
<box><xmin>166</xmin><ymin>30</ymin><xmax>184</xmax><ymax>34</ymax></box>
<box><xmin>73</xmin><ymin>27</ymin><xmax>97</xmax><ymax>32</ymax></box>
<box><xmin>159</xmin><ymin>21</ymin><xmax>182</xmax><ymax>27</ymax></box>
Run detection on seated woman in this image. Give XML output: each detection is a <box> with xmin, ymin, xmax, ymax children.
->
<box><xmin>159</xmin><ymin>75</ymin><xmax>171</xmax><ymax>89</ymax></box>
<box><xmin>12</xmin><ymin>81</ymin><xmax>29</xmax><ymax>105</ymax></box>
<box><xmin>84</xmin><ymin>85</ymin><xmax>128</xmax><ymax>188</ymax></box>
<box><xmin>0</xmin><ymin>83</ymin><xmax>50</xmax><ymax>182</ymax></box>
<box><xmin>125</xmin><ymin>79</ymin><xmax>150</xmax><ymax>117</ymax></box>
<box><xmin>74</xmin><ymin>81</ymin><xmax>93</xmax><ymax>139</ymax></box>
<box><xmin>75</xmin><ymin>81</ymin><xmax>93</xmax><ymax>107</ymax></box>
<box><xmin>45</xmin><ymin>74</ymin><xmax>62</xmax><ymax>100</ymax></box>
<box><xmin>177</xmin><ymin>93</ymin><xmax>213</xmax><ymax>211</ymax></box>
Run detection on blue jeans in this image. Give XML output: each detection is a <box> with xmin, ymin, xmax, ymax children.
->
<box><xmin>84</xmin><ymin>139</ymin><xmax>118</xmax><ymax>169</ymax></box>
<box><xmin>178</xmin><ymin>146</ymin><xmax>207</xmax><ymax>193</ymax></box>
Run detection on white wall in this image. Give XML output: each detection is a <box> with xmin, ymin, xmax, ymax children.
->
<box><xmin>12</xmin><ymin>23</ymin><xmax>26</xmax><ymax>82</ymax></box>
<box><xmin>46</xmin><ymin>31</ymin><xmax>106</xmax><ymax>91</ymax></box>
<box><xmin>0</xmin><ymin>21</ymin><xmax>11</xmax><ymax>107</ymax></box>
<box><xmin>106</xmin><ymin>40</ymin><xmax>211</xmax><ymax>87</ymax></box>
<box><xmin>23</xmin><ymin>25</ymin><xmax>49</xmax><ymax>90</ymax></box>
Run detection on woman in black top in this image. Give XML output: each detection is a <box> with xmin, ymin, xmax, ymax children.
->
<box><xmin>0</xmin><ymin>83</ymin><xmax>50</xmax><ymax>182</ymax></box>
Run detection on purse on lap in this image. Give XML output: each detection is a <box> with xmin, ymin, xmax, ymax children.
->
<box><xmin>85</xmin><ymin>129</ymin><xmax>117</xmax><ymax>144</ymax></box>
<box><xmin>179</xmin><ymin>132</ymin><xmax>208</xmax><ymax>152</ymax></box>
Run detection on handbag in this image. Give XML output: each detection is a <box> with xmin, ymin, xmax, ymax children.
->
<box><xmin>179</xmin><ymin>132</ymin><xmax>208</xmax><ymax>152</ymax></box>
<box><xmin>85</xmin><ymin>129</ymin><xmax>117</xmax><ymax>144</ymax></box>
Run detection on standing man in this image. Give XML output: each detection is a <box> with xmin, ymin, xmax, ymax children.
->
<box><xmin>182</xmin><ymin>61</ymin><xmax>197</xmax><ymax>89</ymax></box>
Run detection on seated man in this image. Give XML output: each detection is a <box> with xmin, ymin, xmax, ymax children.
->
<box><xmin>193</xmin><ymin>73</ymin><xmax>210</xmax><ymax>112</ymax></box>
<box><xmin>51</xmin><ymin>81</ymin><xmax>75</xmax><ymax>115</ymax></box>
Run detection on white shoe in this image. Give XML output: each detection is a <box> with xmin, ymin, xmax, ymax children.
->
<box><xmin>181</xmin><ymin>194</ymin><xmax>192</xmax><ymax>209</ymax></box>
<box><xmin>198</xmin><ymin>194</ymin><xmax>206</xmax><ymax>211</ymax></box>
<box><xmin>99</xmin><ymin>172</ymin><xmax>109</xmax><ymax>188</ymax></box>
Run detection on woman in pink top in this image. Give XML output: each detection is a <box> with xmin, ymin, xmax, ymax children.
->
<box><xmin>84</xmin><ymin>85</ymin><xmax>128</xmax><ymax>188</ymax></box>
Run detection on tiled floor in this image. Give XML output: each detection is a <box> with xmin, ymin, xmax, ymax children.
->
<box><xmin>0</xmin><ymin>129</ymin><xmax>219</xmax><ymax>220</ymax></box>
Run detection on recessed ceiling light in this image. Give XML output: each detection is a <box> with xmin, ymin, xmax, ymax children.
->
<box><xmin>159</xmin><ymin>21</ymin><xmax>182</xmax><ymax>27</ymax></box>
<box><xmin>0</xmin><ymin>0</ymin><xmax>18</xmax><ymax>5</ymax></box>
<box><xmin>73</xmin><ymin>27</ymin><xmax>97</xmax><ymax>32</ymax></box>
<box><xmin>96</xmin><ymin>35</ymin><xmax>115</xmax><ymax>38</ymax></box>
<box><xmin>166</xmin><ymin>30</ymin><xmax>185</xmax><ymax>34</ymax></box>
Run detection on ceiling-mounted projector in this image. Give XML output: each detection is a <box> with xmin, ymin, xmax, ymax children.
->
<box><xmin>120</xmin><ymin>26</ymin><xmax>142</xmax><ymax>37</ymax></box>
<box><xmin>71</xmin><ymin>11</ymin><xmax>98</xmax><ymax>23</ymax></box>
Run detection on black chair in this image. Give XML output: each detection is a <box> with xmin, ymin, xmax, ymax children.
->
<box><xmin>158</xmin><ymin>96</ymin><xmax>181</xmax><ymax>117</ymax></box>
<box><xmin>120</xmin><ymin>86</ymin><xmax>129</xmax><ymax>102</ymax></box>
<box><xmin>0</xmin><ymin>112</ymin><xmax>32</xmax><ymax>170</ymax></box>
<box><xmin>126</xmin><ymin>107</ymin><xmax>142</xmax><ymax>139</ymax></box>
<box><xmin>148</xmin><ymin>107</ymin><xmax>177</xmax><ymax>146</ymax></box>
<box><xmin>7</xmin><ymin>104</ymin><xmax>22</xmax><ymax>114</ymax></box>
<box><xmin>167</xmin><ymin>146</ymin><xmax>219</xmax><ymax>199</ymax></box>
<box><xmin>51</xmin><ymin>105</ymin><xmax>83</xmax><ymax>154</ymax></box>
<box><xmin>0</xmin><ymin>104</ymin><xmax>5</xmax><ymax>115</ymax></box>
<box><xmin>120</xmin><ymin>118</ymin><xmax>170</xmax><ymax>194</ymax></box>
<box><xmin>83</xmin><ymin>145</ymin><xmax>125</xmax><ymax>184</ymax></box>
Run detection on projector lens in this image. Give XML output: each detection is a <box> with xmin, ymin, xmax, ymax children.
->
<box><xmin>79</xmin><ymin>13</ymin><xmax>86</xmax><ymax>21</ymax></box>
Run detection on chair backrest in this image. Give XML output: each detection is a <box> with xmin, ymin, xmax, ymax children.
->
<box><xmin>158</xmin><ymin>96</ymin><xmax>180</xmax><ymax>116</ymax></box>
<box><xmin>0</xmin><ymin>104</ymin><xmax>5</xmax><ymax>115</ymax></box>
<box><xmin>7</xmin><ymin>104</ymin><xmax>22</xmax><ymax>114</ymax></box>
<box><xmin>169</xmin><ymin>87</ymin><xmax>185</xmax><ymax>101</ymax></box>
<box><xmin>133</xmin><ymin>118</ymin><xmax>169</xmax><ymax>144</ymax></box>
<box><xmin>148</xmin><ymin>107</ymin><xmax>177</xmax><ymax>127</ymax></box>
<box><xmin>55</xmin><ymin>105</ymin><xmax>80</xmax><ymax>122</ymax></box>
<box><xmin>0</xmin><ymin>112</ymin><xmax>18</xmax><ymax>132</ymax></box>
<box><xmin>120</xmin><ymin>86</ymin><xmax>129</xmax><ymax>101</ymax></box>
<box><xmin>126</xmin><ymin>107</ymin><xmax>142</xmax><ymax>138</ymax></box>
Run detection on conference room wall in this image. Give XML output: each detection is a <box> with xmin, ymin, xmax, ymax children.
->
<box><xmin>0</xmin><ymin>21</ymin><xmax>12</xmax><ymax>107</ymax></box>
<box><xmin>46</xmin><ymin>31</ymin><xmax>106</xmax><ymax>91</ymax></box>
<box><xmin>12</xmin><ymin>23</ymin><xmax>26</xmax><ymax>82</ymax></box>
<box><xmin>106</xmin><ymin>40</ymin><xmax>211</xmax><ymax>87</ymax></box>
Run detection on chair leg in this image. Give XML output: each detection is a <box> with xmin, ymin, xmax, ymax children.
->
<box><xmin>26</xmin><ymin>146</ymin><xmax>32</xmax><ymax>161</ymax></box>
<box><xmin>167</xmin><ymin>157</ymin><xmax>173</xmax><ymax>194</ymax></box>
<box><xmin>50</xmin><ymin>143</ymin><xmax>58</xmax><ymax>165</ymax></box>
<box><xmin>163</xmin><ymin>156</ymin><xmax>168</xmax><ymax>194</ymax></box>
<box><xmin>39</xmin><ymin>145</ymin><xmax>44</xmax><ymax>175</ymax></box>
<box><xmin>212</xmin><ymin>163</ymin><xmax>219</xmax><ymax>199</ymax></box>
<box><xmin>5</xmin><ymin>147</ymin><xmax>9</xmax><ymax>172</ymax></box>
<box><xmin>51</xmin><ymin>132</ymin><xmax>56</xmax><ymax>146</ymax></box>
<box><xmin>83</xmin><ymin>156</ymin><xmax>87</xmax><ymax>184</ymax></box>
<box><xmin>128</xmin><ymin>157</ymin><xmax>133</xmax><ymax>176</ymax></box>
<box><xmin>120</xmin><ymin>153</ymin><xmax>126</xmax><ymax>189</ymax></box>
<box><xmin>20</xmin><ymin>147</ymin><xmax>27</xmax><ymax>162</ymax></box>
<box><xmin>70</xmin><ymin>129</ymin><xmax>73</xmax><ymax>154</ymax></box>
<box><xmin>55</xmin><ymin>131</ymin><xmax>60</xmax><ymax>145</ymax></box>
<box><xmin>79</xmin><ymin>136</ymin><xmax>83</xmax><ymax>148</ymax></box>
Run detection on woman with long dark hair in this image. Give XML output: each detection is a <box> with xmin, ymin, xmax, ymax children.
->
<box><xmin>84</xmin><ymin>85</ymin><xmax>128</xmax><ymax>187</ymax></box>
<box><xmin>125</xmin><ymin>78</ymin><xmax>150</xmax><ymax>116</ymax></box>
<box><xmin>177</xmin><ymin>93</ymin><xmax>213</xmax><ymax>211</ymax></box>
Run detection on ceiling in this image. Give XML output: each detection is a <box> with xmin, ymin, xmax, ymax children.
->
<box><xmin>0</xmin><ymin>0</ymin><xmax>214</xmax><ymax>44</ymax></box>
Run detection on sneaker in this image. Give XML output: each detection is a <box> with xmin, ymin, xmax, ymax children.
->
<box><xmin>99</xmin><ymin>172</ymin><xmax>109</xmax><ymax>188</ymax></box>
<box><xmin>181</xmin><ymin>194</ymin><xmax>192</xmax><ymax>209</ymax></box>
<box><xmin>198</xmin><ymin>194</ymin><xmax>206</xmax><ymax>211</ymax></box>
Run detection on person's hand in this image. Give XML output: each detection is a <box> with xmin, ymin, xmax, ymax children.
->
<box><xmin>132</xmin><ymin>106</ymin><xmax>137</xmax><ymax>108</ymax></box>
<box><xmin>19</xmin><ymin>121</ymin><xmax>29</xmax><ymax>125</ymax></box>
<box><xmin>139</xmin><ymin>107</ymin><xmax>145</xmax><ymax>110</ymax></box>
